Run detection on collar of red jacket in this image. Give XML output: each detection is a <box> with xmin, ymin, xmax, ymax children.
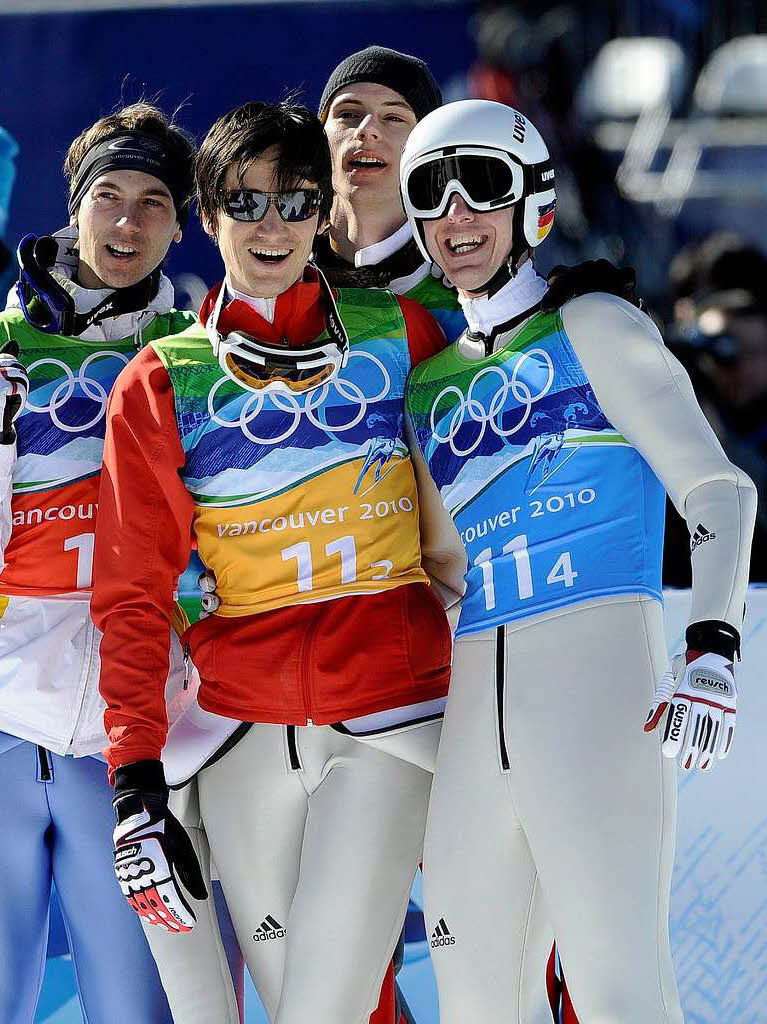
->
<box><xmin>199</xmin><ymin>266</ymin><xmax>327</xmax><ymax>347</ymax></box>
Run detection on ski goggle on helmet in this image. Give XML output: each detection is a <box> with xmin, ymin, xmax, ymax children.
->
<box><xmin>206</xmin><ymin>264</ymin><xmax>350</xmax><ymax>396</ymax></box>
<box><xmin>400</xmin><ymin>100</ymin><xmax>557</xmax><ymax>262</ymax></box>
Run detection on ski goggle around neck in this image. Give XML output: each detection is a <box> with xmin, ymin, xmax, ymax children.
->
<box><xmin>17</xmin><ymin>233</ymin><xmax>160</xmax><ymax>337</ymax></box>
<box><xmin>218</xmin><ymin>188</ymin><xmax>323</xmax><ymax>224</ymax></box>
<box><xmin>405</xmin><ymin>147</ymin><xmax>534</xmax><ymax>219</ymax></box>
<box><xmin>206</xmin><ymin>263</ymin><xmax>349</xmax><ymax>396</ymax></box>
<box><xmin>17</xmin><ymin>235</ymin><xmax>74</xmax><ymax>333</ymax></box>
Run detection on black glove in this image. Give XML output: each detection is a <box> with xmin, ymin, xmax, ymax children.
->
<box><xmin>113</xmin><ymin>759</ymin><xmax>208</xmax><ymax>933</ymax></box>
<box><xmin>541</xmin><ymin>259</ymin><xmax>641</xmax><ymax>313</ymax></box>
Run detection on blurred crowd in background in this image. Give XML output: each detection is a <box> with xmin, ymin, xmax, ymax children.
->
<box><xmin>453</xmin><ymin>0</ymin><xmax>767</xmax><ymax>583</ymax></box>
<box><xmin>1</xmin><ymin>0</ymin><xmax>766</xmax><ymax>583</ymax></box>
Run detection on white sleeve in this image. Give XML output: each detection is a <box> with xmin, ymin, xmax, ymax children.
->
<box><xmin>405</xmin><ymin>413</ymin><xmax>467</xmax><ymax>610</ymax></box>
<box><xmin>561</xmin><ymin>293</ymin><xmax>756</xmax><ymax>631</ymax></box>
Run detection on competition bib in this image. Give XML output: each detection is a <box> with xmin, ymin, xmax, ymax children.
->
<box><xmin>3</xmin><ymin>342</ymin><xmax>136</xmax><ymax>595</ymax></box>
<box><xmin>155</xmin><ymin>290</ymin><xmax>427</xmax><ymax>617</ymax></box>
<box><xmin>0</xmin><ymin>309</ymin><xmax>193</xmax><ymax>597</ymax></box>
<box><xmin>406</xmin><ymin>310</ymin><xmax>665</xmax><ymax>636</ymax></box>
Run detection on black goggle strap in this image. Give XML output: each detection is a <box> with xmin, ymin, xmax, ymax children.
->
<box><xmin>17</xmin><ymin>233</ymin><xmax>160</xmax><ymax>336</ymax></box>
<box><xmin>206</xmin><ymin>279</ymin><xmax>228</xmax><ymax>352</ymax></box>
<box><xmin>524</xmin><ymin>159</ymin><xmax>555</xmax><ymax>195</ymax></box>
<box><xmin>311</xmin><ymin>263</ymin><xmax>349</xmax><ymax>364</ymax></box>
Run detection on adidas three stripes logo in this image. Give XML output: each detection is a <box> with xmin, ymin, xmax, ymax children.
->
<box><xmin>691</xmin><ymin>523</ymin><xmax>716</xmax><ymax>553</ymax></box>
<box><xmin>253</xmin><ymin>915</ymin><xmax>286</xmax><ymax>941</ymax></box>
<box><xmin>430</xmin><ymin>918</ymin><xmax>456</xmax><ymax>947</ymax></box>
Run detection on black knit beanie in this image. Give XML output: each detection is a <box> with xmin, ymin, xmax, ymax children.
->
<box><xmin>318</xmin><ymin>46</ymin><xmax>442</xmax><ymax>123</ymax></box>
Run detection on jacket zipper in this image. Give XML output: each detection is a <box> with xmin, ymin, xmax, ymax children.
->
<box><xmin>183</xmin><ymin>644</ymin><xmax>191</xmax><ymax>690</ymax></box>
<box><xmin>67</xmin><ymin>616</ymin><xmax>97</xmax><ymax>754</ymax></box>
<box><xmin>299</xmin><ymin>611</ymin><xmax>320</xmax><ymax>727</ymax></box>
<box><xmin>37</xmin><ymin>745</ymin><xmax>52</xmax><ymax>782</ymax></box>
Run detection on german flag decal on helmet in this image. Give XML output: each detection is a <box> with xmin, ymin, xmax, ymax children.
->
<box><xmin>537</xmin><ymin>199</ymin><xmax>557</xmax><ymax>240</ymax></box>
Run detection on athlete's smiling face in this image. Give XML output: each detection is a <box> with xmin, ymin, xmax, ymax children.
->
<box><xmin>208</xmin><ymin>147</ymin><xmax>321</xmax><ymax>299</ymax></box>
<box><xmin>73</xmin><ymin>169</ymin><xmax>181</xmax><ymax>290</ymax></box>
<box><xmin>422</xmin><ymin>193</ymin><xmax>514</xmax><ymax>295</ymax></box>
<box><xmin>325</xmin><ymin>83</ymin><xmax>418</xmax><ymax>214</ymax></box>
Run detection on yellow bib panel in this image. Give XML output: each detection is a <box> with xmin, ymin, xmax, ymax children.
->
<box><xmin>154</xmin><ymin>289</ymin><xmax>428</xmax><ymax>617</ymax></box>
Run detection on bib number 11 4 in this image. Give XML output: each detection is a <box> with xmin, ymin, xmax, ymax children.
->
<box><xmin>473</xmin><ymin>534</ymin><xmax>577</xmax><ymax>611</ymax></box>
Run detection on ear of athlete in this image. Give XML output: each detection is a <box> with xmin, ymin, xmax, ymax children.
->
<box><xmin>541</xmin><ymin>259</ymin><xmax>641</xmax><ymax>313</ymax></box>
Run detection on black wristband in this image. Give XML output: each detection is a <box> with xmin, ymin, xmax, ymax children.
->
<box><xmin>685</xmin><ymin>619</ymin><xmax>741</xmax><ymax>661</ymax></box>
<box><xmin>113</xmin><ymin>758</ymin><xmax>167</xmax><ymax>796</ymax></box>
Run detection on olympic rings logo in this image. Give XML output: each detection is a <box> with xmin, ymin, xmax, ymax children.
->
<box><xmin>207</xmin><ymin>349</ymin><xmax>392</xmax><ymax>444</ymax></box>
<box><xmin>24</xmin><ymin>351</ymin><xmax>131</xmax><ymax>433</ymax></box>
<box><xmin>430</xmin><ymin>349</ymin><xmax>555</xmax><ymax>457</ymax></box>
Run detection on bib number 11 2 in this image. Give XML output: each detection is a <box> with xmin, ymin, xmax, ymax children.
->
<box><xmin>473</xmin><ymin>534</ymin><xmax>577</xmax><ymax>611</ymax></box>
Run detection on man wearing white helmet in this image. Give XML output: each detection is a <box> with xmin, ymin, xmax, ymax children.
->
<box><xmin>402</xmin><ymin>99</ymin><xmax>756</xmax><ymax>1022</ymax></box>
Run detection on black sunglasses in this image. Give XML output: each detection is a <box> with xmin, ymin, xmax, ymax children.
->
<box><xmin>219</xmin><ymin>188</ymin><xmax>323</xmax><ymax>223</ymax></box>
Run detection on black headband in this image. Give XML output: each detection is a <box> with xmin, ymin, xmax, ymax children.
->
<box><xmin>68</xmin><ymin>130</ymin><xmax>190</xmax><ymax>226</ymax></box>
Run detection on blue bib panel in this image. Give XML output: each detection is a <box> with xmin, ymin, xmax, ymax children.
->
<box><xmin>406</xmin><ymin>309</ymin><xmax>666</xmax><ymax>636</ymax></box>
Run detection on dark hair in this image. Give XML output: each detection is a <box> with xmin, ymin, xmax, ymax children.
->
<box><xmin>64</xmin><ymin>101</ymin><xmax>196</xmax><ymax>224</ymax></box>
<box><xmin>196</xmin><ymin>101</ymin><xmax>333</xmax><ymax>232</ymax></box>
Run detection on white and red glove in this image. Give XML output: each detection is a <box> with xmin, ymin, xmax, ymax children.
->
<box><xmin>0</xmin><ymin>347</ymin><xmax>28</xmax><ymax>444</ymax></box>
<box><xmin>644</xmin><ymin>620</ymin><xmax>739</xmax><ymax>772</ymax></box>
<box><xmin>113</xmin><ymin>760</ymin><xmax>207</xmax><ymax>934</ymax></box>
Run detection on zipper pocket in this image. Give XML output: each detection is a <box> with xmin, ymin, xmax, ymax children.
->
<box><xmin>286</xmin><ymin>725</ymin><xmax>302</xmax><ymax>772</ymax></box>
<box><xmin>37</xmin><ymin>745</ymin><xmax>53</xmax><ymax>783</ymax></box>
<box><xmin>299</xmin><ymin>609</ymin><xmax>321</xmax><ymax>723</ymax></box>
<box><xmin>495</xmin><ymin>626</ymin><xmax>510</xmax><ymax>772</ymax></box>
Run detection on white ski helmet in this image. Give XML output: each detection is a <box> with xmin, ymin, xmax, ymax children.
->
<box><xmin>400</xmin><ymin>99</ymin><xmax>556</xmax><ymax>269</ymax></box>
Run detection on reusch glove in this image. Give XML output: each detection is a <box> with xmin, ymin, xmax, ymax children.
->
<box><xmin>644</xmin><ymin>620</ymin><xmax>739</xmax><ymax>772</ymax></box>
<box><xmin>0</xmin><ymin>342</ymin><xmax>28</xmax><ymax>444</ymax></box>
<box><xmin>113</xmin><ymin>759</ymin><xmax>208</xmax><ymax>933</ymax></box>
<box><xmin>541</xmin><ymin>259</ymin><xmax>640</xmax><ymax>313</ymax></box>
